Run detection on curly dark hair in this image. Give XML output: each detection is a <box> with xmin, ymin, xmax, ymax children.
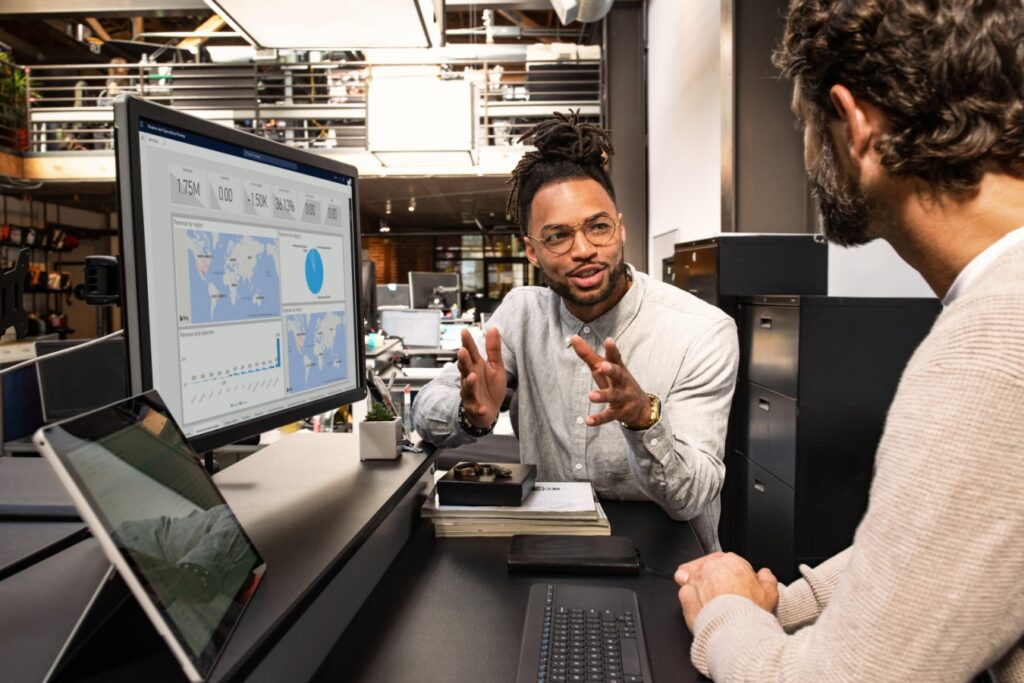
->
<box><xmin>506</xmin><ymin>110</ymin><xmax>615</xmax><ymax>232</ymax></box>
<box><xmin>773</xmin><ymin>0</ymin><xmax>1024</xmax><ymax>192</ymax></box>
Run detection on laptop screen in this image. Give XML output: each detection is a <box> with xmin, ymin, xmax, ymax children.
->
<box><xmin>35</xmin><ymin>392</ymin><xmax>264</xmax><ymax>681</ymax></box>
<box><xmin>380</xmin><ymin>309</ymin><xmax>442</xmax><ymax>348</ymax></box>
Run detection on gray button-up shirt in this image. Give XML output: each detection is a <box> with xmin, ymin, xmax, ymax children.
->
<box><xmin>412</xmin><ymin>265</ymin><xmax>738</xmax><ymax>551</ymax></box>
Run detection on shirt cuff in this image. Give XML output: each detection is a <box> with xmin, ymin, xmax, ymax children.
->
<box><xmin>692</xmin><ymin>594</ymin><xmax>784</xmax><ymax>679</ymax></box>
<box><xmin>619</xmin><ymin>410</ymin><xmax>673</xmax><ymax>463</ymax></box>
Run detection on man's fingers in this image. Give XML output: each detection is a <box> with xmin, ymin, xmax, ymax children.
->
<box><xmin>456</xmin><ymin>348</ymin><xmax>473</xmax><ymax>378</ymax></box>
<box><xmin>485</xmin><ymin>327</ymin><xmax>504</xmax><ymax>366</ymax></box>
<box><xmin>597</xmin><ymin>361</ymin><xmax>623</xmax><ymax>384</ymax></box>
<box><xmin>675</xmin><ymin>552</ymin><xmax>726</xmax><ymax>585</ymax></box>
<box><xmin>678</xmin><ymin>583</ymin><xmax>701</xmax><ymax>634</ymax></box>
<box><xmin>461</xmin><ymin>328</ymin><xmax>482</xmax><ymax>364</ymax></box>
<box><xmin>460</xmin><ymin>372</ymin><xmax>477</xmax><ymax>403</ymax></box>
<box><xmin>604</xmin><ymin>338</ymin><xmax>623</xmax><ymax>365</ymax></box>
<box><xmin>570</xmin><ymin>335</ymin><xmax>602</xmax><ymax>368</ymax></box>
<box><xmin>585</xmin><ymin>408</ymin><xmax>618</xmax><ymax>427</ymax></box>
<box><xmin>588</xmin><ymin>388</ymin><xmax>611</xmax><ymax>404</ymax></box>
<box><xmin>756</xmin><ymin>567</ymin><xmax>779</xmax><ymax>609</ymax></box>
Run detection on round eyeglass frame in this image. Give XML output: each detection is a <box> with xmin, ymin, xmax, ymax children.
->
<box><xmin>523</xmin><ymin>217</ymin><xmax>621</xmax><ymax>255</ymax></box>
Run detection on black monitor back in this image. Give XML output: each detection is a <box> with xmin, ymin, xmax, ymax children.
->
<box><xmin>35</xmin><ymin>338</ymin><xmax>129</xmax><ymax>423</ymax></box>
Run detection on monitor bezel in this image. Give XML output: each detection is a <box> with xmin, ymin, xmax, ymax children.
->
<box><xmin>114</xmin><ymin>95</ymin><xmax>367</xmax><ymax>453</ymax></box>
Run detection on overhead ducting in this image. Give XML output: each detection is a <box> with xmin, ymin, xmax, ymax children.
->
<box><xmin>549</xmin><ymin>0</ymin><xmax>614</xmax><ymax>25</ymax></box>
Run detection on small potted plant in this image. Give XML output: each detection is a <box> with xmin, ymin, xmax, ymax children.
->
<box><xmin>359</xmin><ymin>401</ymin><xmax>402</xmax><ymax>460</ymax></box>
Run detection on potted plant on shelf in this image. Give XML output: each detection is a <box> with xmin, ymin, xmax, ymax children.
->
<box><xmin>0</xmin><ymin>52</ymin><xmax>29</xmax><ymax>151</ymax></box>
<box><xmin>359</xmin><ymin>401</ymin><xmax>401</xmax><ymax>460</ymax></box>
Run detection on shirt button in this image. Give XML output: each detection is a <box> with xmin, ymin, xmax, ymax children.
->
<box><xmin>650</xmin><ymin>438</ymin><xmax>658</xmax><ymax>446</ymax></box>
<box><xmin>575</xmin><ymin>463</ymin><xmax>583</xmax><ymax>471</ymax></box>
<box><xmin>582</xmin><ymin>366</ymin><xmax>589</xmax><ymax>375</ymax></box>
<box><xmin>583</xmin><ymin>326</ymin><xmax>591</xmax><ymax>334</ymax></box>
<box><xmin>576</xmin><ymin>416</ymin><xmax>584</xmax><ymax>425</ymax></box>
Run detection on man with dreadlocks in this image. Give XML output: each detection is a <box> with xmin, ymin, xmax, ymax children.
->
<box><xmin>413</xmin><ymin>112</ymin><xmax>739</xmax><ymax>551</ymax></box>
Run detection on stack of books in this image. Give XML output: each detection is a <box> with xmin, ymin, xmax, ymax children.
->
<box><xmin>421</xmin><ymin>481</ymin><xmax>611</xmax><ymax>538</ymax></box>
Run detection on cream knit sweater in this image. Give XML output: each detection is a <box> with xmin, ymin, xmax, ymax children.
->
<box><xmin>691</xmin><ymin>242</ymin><xmax>1024</xmax><ymax>682</ymax></box>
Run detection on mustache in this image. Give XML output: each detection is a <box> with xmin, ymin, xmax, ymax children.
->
<box><xmin>567</xmin><ymin>261</ymin><xmax>609</xmax><ymax>277</ymax></box>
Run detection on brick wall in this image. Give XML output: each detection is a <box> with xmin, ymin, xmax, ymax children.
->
<box><xmin>363</xmin><ymin>235</ymin><xmax>435</xmax><ymax>285</ymax></box>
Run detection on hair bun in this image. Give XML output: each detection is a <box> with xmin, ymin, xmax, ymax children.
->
<box><xmin>521</xmin><ymin>110</ymin><xmax>614</xmax><ymax>168</ymax></box>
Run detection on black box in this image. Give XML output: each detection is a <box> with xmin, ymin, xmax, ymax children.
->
<box><xmin>437</xmin><ymin>463</ymin><xmax>537</xmax><ymax>506</ymax></box>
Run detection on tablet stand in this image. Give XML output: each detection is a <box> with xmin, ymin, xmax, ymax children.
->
<box><xmin>46</xmin><ymin>566</ymin><xmax>179</xmax><ymax>682</ymax></box>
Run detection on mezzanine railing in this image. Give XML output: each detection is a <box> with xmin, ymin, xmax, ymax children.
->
<box><xmin>22</xmin><ymin>58</ymin><xmax>603</xmax><ymax>155</ymax></box>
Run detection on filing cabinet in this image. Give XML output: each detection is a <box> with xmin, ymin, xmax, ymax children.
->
<box><xmin>673</xmin><ymin>235</ymin><xmax>828</xmax><ymax>315</ymax></box>
<box><xmin>673</xmin><ymin>235</ymin><xmax>828</xmax><ymax>550</ymax></box>
<box><xmin>734</xmin><ymin>295</ymin><xmax>941</xmax><ymax>581</ymax></box>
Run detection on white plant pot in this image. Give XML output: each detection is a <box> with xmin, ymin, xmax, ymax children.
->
<box><xmin>359</xmin><ymin>418</ymin><xmax>402</xmax><ymax>460</ymax></box>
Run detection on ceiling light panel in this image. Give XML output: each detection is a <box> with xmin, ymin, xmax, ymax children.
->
<box><xmin>204</xmin><ymin>0</ymin><xmax>438</xmax><ymax>49</ymax></box>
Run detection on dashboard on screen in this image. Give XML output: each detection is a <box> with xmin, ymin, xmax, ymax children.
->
<box><xmin>116</xmin><ymin>98</ymin><xmax>364</xmax><ymax>450</ymax></box>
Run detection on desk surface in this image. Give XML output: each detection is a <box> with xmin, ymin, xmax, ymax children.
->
<box><xmin>314</xmin><ymin>502</ymin><xmax>707</xmax><ymax>683</ymax></box>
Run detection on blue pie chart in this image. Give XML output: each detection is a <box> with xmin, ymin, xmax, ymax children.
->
<box><xmin>305</xmin><ymin>249</ymin><xmax>324</xmax><ymax>294</ymax></box>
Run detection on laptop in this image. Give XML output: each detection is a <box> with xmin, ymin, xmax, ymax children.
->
<box><xmin>33</xmin><ymin>391</ymin><xmax>266</xmax><ymax>682</ymax></box>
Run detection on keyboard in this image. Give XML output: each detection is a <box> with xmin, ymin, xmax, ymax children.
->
<box><xmin>515</xmin><ymin>583</ymin><xmax>654</xmax><ymax>683</ymax></box>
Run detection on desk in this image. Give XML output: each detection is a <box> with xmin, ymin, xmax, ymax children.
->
<box><xmin>0</xmin><ymin>434</ymin><xmax>435</xmax><ymax>683</ymax></box>
<box><xmin>314</xmin><ymin>502</ymin><xmax>707</xmax><ymax>683</ymax></box>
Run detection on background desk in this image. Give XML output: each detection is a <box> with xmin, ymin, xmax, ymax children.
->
<box><xmin>314</xmin><ymin>501</ymin><xmax>708</xmax><ymax>683</ymax></box>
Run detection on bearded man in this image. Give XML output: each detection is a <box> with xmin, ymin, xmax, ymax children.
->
<box><xmin>413</xmin><ymin>112</ymin><xmax>739</xmax><ymax>552</ymax></box>
<box><xmin>673</xmin><ymin>1</ymin><xmax>1024</xmax><ymax>681</ymax></box>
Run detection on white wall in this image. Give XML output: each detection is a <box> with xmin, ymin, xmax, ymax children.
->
<box><xmin>647</xmin><ymin>0</ymin><xmax>722</xmax><ymax>279</ymax></box>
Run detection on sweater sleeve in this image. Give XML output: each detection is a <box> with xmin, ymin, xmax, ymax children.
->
<box><xmin>690</xmin><ymin>298</ymin><xmax>1024</xmax><ymax>682</ymax></box>
<box><xmin>773</xmin><ymin>548</ymin><xmax>852</xmax><ymax>633</ymax></box>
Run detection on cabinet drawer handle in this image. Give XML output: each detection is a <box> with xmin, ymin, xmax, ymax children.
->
<box><xmin>753</xmin><ymin>479</ymin><xmax>766</xmax><ymax>494</ymax></box>
<box><xmin>758</xmin><ymin>398</ymin><xmax>771</xmax><ymax>412</ymax></box>
<box><xmin>688</xmin><ymin>288</ymin><xmax>699</xmax><ymax>295</ymax></box>
<box><xmin>759</xmin><ymin>317</ymin><xmax>773</xmax><ymax>329</ymax></box>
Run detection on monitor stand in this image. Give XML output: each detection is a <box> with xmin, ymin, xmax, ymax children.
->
<box><xmin>46</xmin><ymin>566</ymin><xmax>180</xmax><ymax>683</ymax></box>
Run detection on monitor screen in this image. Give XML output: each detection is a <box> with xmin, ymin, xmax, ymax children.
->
<box><xmin>376</xmin><ymin>283</ymin><xmax>410</xmax><ymax>308</ymax></box>
<box><xmin>35</xmin><ymin>338</ymin><xmax>128</xmax><ymax>422</ymax></box>
<box><xmin>408</xmin><ymin>271</ymin><xmax>460</xmax><ymax>310</ymax></box>
<box><xmin>380</xmin><ymin>309</ymin><xmax>442</xmax><ymax>348</ymax></box>
<box><xmin>115</xmin><ymin>96</ymin><xmax>365</xmax><ymax>452</ymax></box>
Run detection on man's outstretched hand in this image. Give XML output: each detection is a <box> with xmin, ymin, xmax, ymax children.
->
<box><xmin>570</xmin><ymin>335</ymin><xmax>651</xmax><ymax>428</ymax></box>
<box><xmin>456</xmin><ymin>327</ymin><xmax>506</xmax><ymax>429</ymax></box>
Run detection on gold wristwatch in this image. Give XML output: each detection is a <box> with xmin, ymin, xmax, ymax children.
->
<box><xmin>624</xmin><ymin>393</ymin><xmax>661</xmax><ymax>431</ymax></box>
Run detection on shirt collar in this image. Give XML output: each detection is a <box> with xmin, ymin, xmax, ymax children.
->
<box><xmin>943</xmin><ymin>226</ymin><xmax>1024</xmax><ymax>306</ymax></box>
<box><xmin>559</xmin><ymin>263</ymin><xmax>644</xmax><ymax>346</ymax></box>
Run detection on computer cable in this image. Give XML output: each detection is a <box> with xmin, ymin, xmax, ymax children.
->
<box><xmin>0</xmin><ymin>328</ymin><xmax>124</xmax><ymax>377</ymax></box>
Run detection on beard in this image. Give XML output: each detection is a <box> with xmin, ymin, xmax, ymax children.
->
<box><xmin>542</xmin><ymin>253</ymin><xmax>628</xmax><ymax>308</ymax></box>
<box><xmin>811</xmin><ymin>130</ymin><xmax>874</xmax><ymax>247</ymax></box>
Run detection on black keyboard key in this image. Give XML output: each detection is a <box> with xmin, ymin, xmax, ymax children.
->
<box><xmin>619</xmin><ymin>639</ymin><xmax>641</xmax><ymax>676</ymax></box>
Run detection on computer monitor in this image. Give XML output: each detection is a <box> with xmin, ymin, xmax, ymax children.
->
<box><xmin>379</xmin><ymin>309</ymin><xmax>442</xmax><ymax>348</ymax></box>
<box><xmin>115</xmin><ymin>95</ymin><xmax>365</xmax><ymax>452</ymax></box>
<box><xmin>35</xmin><ymin>337</ymin><xmax>129</xmax><ymax>422</ymax></box>
<box><xmin>361</xmin><ymin>260</ymin><xmax>377</xmax><ymax>331</ymax></box>
<box><xmin>377</xmin><ymin>283</ymin><xmax>411</xmax><ymax>308</ymax></box>
<box><xmin>409</xmin><ymin>271</ymin><xmax>460</xmax><ymax>310</ymax></box>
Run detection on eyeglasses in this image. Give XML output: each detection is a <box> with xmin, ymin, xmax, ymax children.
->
<box><xmin>524</xmin><ymin>216</ymin><xmax>620</xmax><ymax>255</ymax></box>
